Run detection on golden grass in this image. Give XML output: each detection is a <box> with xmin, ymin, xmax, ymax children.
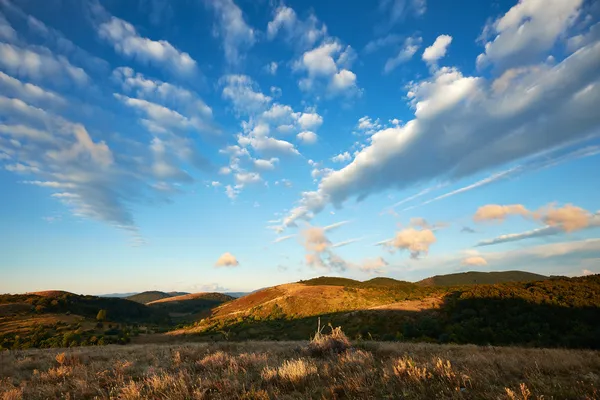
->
<box><xmin>1</xmin><ymin>339</ymin><xmax>599</xmax><ymax>399</ymax></box>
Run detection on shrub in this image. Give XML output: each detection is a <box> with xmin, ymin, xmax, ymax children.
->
<box><xmin>305</xmin><ymin>319</ymin><xmax>351</xmax><ymax>357</ymax></box>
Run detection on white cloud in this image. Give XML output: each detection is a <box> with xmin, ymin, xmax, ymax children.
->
<box><xmin>215</xmin><ymin>252</ymin><xmax>239</xmax><ymax>267</ymax></box>
<box><xmin>211</xmin><ymin>181</ymin><xmax>222</xmax><ymax>187</ymax></box>
<box><xmin>265</xmin><ymin>61</ymin><xmax>278</xmax><ymax>75</ymax></box>
<box><xmin>582</xmin><ymin>269</ymin><xmax>594</xmax><ymax>276</ymax></box>
<box><xmin>381</xmin><ymin>227</ymin><xmax>437</xmax><ymax>259</ymax></box>
<box><xmin>297</xmin><ymin>131</ymin><xmax>317</xmax><ymax>145</ymax></box>
<box><xmin>112</xmin><ymin>67</ymin><xmax>212</xmax><ymax>118</ymax></box>
<box><xmin>0</xmin><ymin>12</ymin><xmax>17</xmax><ymax>42</ymax></box>
<box><xmin>332</xmin><ymin>152</ymin><xmax>351</xmax><ymax>163</ymax></box>
<box><xmin>378</xmin><ymin>0</ymin><xmax>427</xmax><ymax>28</ymax></box>
<box><xmin>329</xmin><ymin>69</ymin><xmax>357</xmax><ymax>92</ymax></box>
<box><xmin>477</xmin><ymin>0</ymin><xmax>582</xmax><ymax>70</ymax></box>
<box><xmin>384</xmin><ymin>36</ymin><xmax>422</xmax><ymax>73</ymax></box>
<box><xmin>473</xmin><ymin>204</ymin><xmax>530</xmax><ymax>222</ymax></box>
<box><xmin>235</xmin><ymin>171</ymin><xmax>261</xmax><ymax>185</ymax></box>
<box><xmin>0</xmin><ymin>72</ymin><xmax>67</xmax><ymax>107</ymax></box>
<box><xmin>221</xmin><ymin>75</ymin><xmax>272</xmax><ymax>115</ymax></box>
<box><xmin>280</xmin><ymin>25</ymin><xmax>600</xmax><ymax>230</ymax></box>
<box><xmin>422</xmin><ymin>34</ymin><xmax>452</xmax><ymax>65</ymax></box>
<box><xmin>97</xmin><ymin>16</ymin><xmax>196</xmax><ymax>74</ymax></box>
<box><xmin>360</xmin><ymin>257</ymin><xmax>388</xmax><ymax>274</ymax></box>
<box><xmin>0</xmin><ymin>43</ymin><xmax>88</xmax><ymax>85</ymax></box>
<box><xmin>297</xmin><ymin>112</ymin><xmax>323</xmax><ymax>130</ymax></box>
<box><xmin>295</xmin><ymin>40</ymin><xmax>360</xmax><ymax>96</ymax></box>
<box><xmin>267</xmin><ymin>5</ymin><xmax>327</xmax><ymax>49</ymax></box>
<box><xmin>364</xmin><ymin>34</ymin><xmax>403</xmax><ymax>53</ymax></box>
<box><xmin>205</xmin><ymin>0</ymin><xmax>255</xmax><ymax>64</ymax></box>
<box><xmin>253</xmin><ymin>157</ymin><xmax>279</xmax><ymax>170</ymax></box>
<box><xmin>461</xmin><ymin>256</ymin><xmax>488</xmax><ymax>266</ymax></box>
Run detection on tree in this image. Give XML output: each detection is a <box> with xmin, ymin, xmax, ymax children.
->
<box><xmin>96</xmin><ymin>309</ymin><xmax>107</xmax><ymax>322</ymax></box>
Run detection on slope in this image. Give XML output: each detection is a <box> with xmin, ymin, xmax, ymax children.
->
<box><xmin>126</xmin><ymin>291</ymin><xmax>174</xmax><ymax>304</ymax></box>
<box><xmin>147</xmin><ymin>292</ymin><xmax>235</xmax><ymax>323</ymax></box>
<box><xmin>417</xmin><ymin>270</ymin><xmax>548</xmax><ymax>286</ymax></box>
<box><xmin>174</xmin><ymin>275</ymin><xmax>600</xmax><ymax>348</ymax></box>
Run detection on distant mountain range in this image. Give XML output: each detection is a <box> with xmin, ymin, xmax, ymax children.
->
<box><xmin>99</xmin><ymin>291</ymin><xmax>250</xmax><ymax>299</ymax></box>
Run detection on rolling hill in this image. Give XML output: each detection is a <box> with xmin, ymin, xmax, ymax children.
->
<box><xmin>174</xmin><ymin>274</ymin><xmax>600</xmax><ymax>348</ymax></box>
<box><xmin>146</xmin><ymin>292</ymin><xmax>235</xmax><ymax>323</ymax></box>
<box><xmin>126</xmin><ymin>291</ymin><xmax>175</xmax><ymax>304</ymax></box>
<box><xmin>417</xmin><ymin>270</ymin><xmax>548</xmax><ymax>286</ymax></box>
<box><xmin>0</xmin><ymin>292</ymin><xmax>171</xmax><ymax>350</ymax></box>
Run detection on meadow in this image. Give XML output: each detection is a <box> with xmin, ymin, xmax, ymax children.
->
<box><xmin>1</xmin><ymin>328</ymin><xmax>599</xmax><ymax>400</ymax></box>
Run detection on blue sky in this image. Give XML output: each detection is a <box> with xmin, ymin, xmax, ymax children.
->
<box><xmin>1</xmin><ymin>0</ymin><xmax>599</xmax><ymax>295</ymax></box>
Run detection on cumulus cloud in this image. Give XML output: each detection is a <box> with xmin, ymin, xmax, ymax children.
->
<box><xmin>477</xmin><ymin>0</ymin><xmax>583</xmax><ymax>70</ymax></box>
<box><xmin>537</xmin><ymin>203</ymin><xmax>591</xmax><ymax>232</ymax></box>
<box><xmin>215</xmin><ymin>252</ymin><xmax>239</xmax><ymax>267</ymax></box>
<box><xmin>331</xmin><ymin>152</ymin><xmax>351</xmax><ymax>163</ymax></box>
<box><xmin>297</xmin><ymin>131</ymin><xmax>317</xmax><ymax>144</ymax></box>
<box><xmin>221</xmin><ymin>74</ymin><xmax>272</xmax><ymax>115</ymax></box>
<box><xmin>381</xmin><ymin>227</ymin><xmax>437</xmax><ymax>259</ymax></box>
<box><xmin>96</xmin><ymin>14</ymin><xmax>196</xmax><ymax>75</ymax></box>
<box><xmin>461</xmin><ymin>256</ymin><xmax>488</xmax><ymax>266</ymax></box>
<box><xmin>299</xmin><ymin>222</ymin><xmax>354</xmax><ymax>271</ymax></box>
<box><xmin>360</xmin><ymin>257</ymin><xmax>388</xmax><ymax>274</ymax></box>
<box><xmin>205</xmin><ymin>0</ymin><xmax>255</xmax><ymax>64</ymax></box>
<box><xmin>297</xmin><ymin>112</ymin><xmax>323</xmax><ymax>130</ymax></box>
<box><xmin>279</xmin><ymin>8</ymin><xmax>600</xmax><ymax>231</ymax></box>
<box><xmin>422</xmin><ymin>34</ymin><xmax>452</xmax><ymax>65</ymax></box>
<box><xmin>295</xmin><ymin>40</ymin><xmax>360</xmax><ymax>96</ymax></box>
<box><xmin>473</xmin><ymin>204</ymin><xmax>530</xmax><ymax>222</ymax></box>
<box><xmin>267</xmin><ymin>4</ymin><xmax>327</xmax><ymax>49</ymax></box>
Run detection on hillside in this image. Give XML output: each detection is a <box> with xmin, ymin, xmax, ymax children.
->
<box><xmin>0</xmin><ymin>292</ymin><xmax>170</xmax><ymax>350</ymax></box>
<box><xmin>176</xmin><ymin>275</ymin><xmax>600</xmax><ymax>348</ymax></box>
<box><xmin>146</xmin><ymin>292</ymin><xmax>235</xmax><ymax>323</ymax></box>
<box><xmin>126</xmin><ymin>291</ymin><xmax>174</xmax><ymax>304</ymax></box>
<box><xmin>417</xmin><ymin>270</ymin><xmax>548</xmax><ymax>286</ymax></box>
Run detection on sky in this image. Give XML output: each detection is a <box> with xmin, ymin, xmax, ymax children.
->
<box><xmin>1</xmin><ymin>0</ymin><xmax>599</xmax><ymax>295</ymax></box>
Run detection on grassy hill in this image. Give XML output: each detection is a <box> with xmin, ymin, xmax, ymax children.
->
<box><xmin>146</xmin><ymin>292</ymin><xmax>235</xmax><ymax>323</ymax></box>
<box><xmin>0</xmin><ymin>292</ymin><xmax>170</xmax><ymax>350</ymax></box>
<box><xmin>175</xmin><ymin>275</ymin><xmax>600</xmax><ymax>349</ymax></box>
<box><xmin>126</xmin><ymin>291</ymin><xmax>174</xmax><ymax>304</ymax></box>
<box><xmin>417</xmin><ymin>270</ymin><xmax>548</xmax><ymax>286</ymax></box>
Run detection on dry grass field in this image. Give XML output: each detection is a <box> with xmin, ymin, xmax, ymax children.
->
<box><xmin>1</xmin><ymin>328</ymin><xmax>599</xmax><ymax>400</ymax></box>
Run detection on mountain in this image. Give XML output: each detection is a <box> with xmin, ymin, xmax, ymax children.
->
<box><xmin>224</xmin><ymin>292</ymin><xmax>251</xmax><ymax>298</ymax></box>
<box><xmin>0</xmin><ymin>291</ymin><xmax>171</xmax><ymax>350</ymax></box>
<box><xmin>98</xmin><ymin>292</ymin><xmax>140</xmax><ymax>298</ymax></box>
<box><xmin>126</xmin><ymin>291</ymin><xmax>174</xmax><ymax>304</ymax></box>
<box><xmin>147</xmin><ymin>292</ymin><xmax>235</xmax><ymax>323</ymax></box>
<box><xmin>173</xmin><ymin>274</ymin><xmax>600</xmax><ymax>349</ymax></box>
<box><xmin>417</xmin><ymin>270</ymin><xmax>548</xmax><ymax>286</ymax></box>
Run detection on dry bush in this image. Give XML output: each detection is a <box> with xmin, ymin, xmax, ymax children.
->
<box><xmin>305</xmin><ymin>321</ymin><xmax>351</xmax><ymax>357</ymax></box>
<box><xmin>261</xmin><ymin>358</ymin><xmax>317</xmax><ymax>384</ymax></box>
<box><xmin>0</xmin><ymin>341</ymin><xmax>599</xmax><ymax>399</ymax></box>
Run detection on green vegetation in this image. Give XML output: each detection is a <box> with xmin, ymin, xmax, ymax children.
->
<box><xmin>0</xmin><ymin>292</ymin><xmax>170</xmax><ymax>350</ymax></box>
<box><xmin>417</xmin><ymin>270</ymin><xmax>548</xmax><ymax>286</ymax></box>
<box><xmin>186</xmin><ymin>275</ymin><xmax>600</xmax><ymax>349</ymax></box>
<box><xmin>301</xmin><ymin>276</ymin><xmax>417</xmax><ymax>290</ymax></box>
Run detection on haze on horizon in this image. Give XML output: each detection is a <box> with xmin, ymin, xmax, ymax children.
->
<box><xmin>1</xmin><ymin>0</ymin><xmax>599</xmax><ymax>295</ymax></box>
